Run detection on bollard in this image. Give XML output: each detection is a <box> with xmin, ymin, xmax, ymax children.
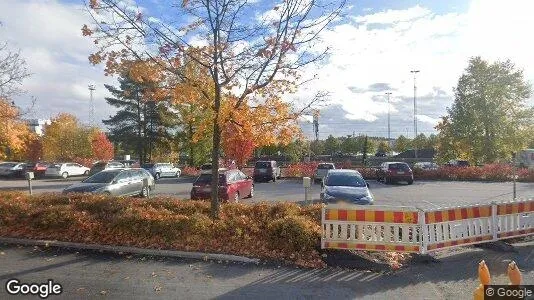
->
<box><xmin>143</xmin><ymin>178</ymin><xmax>150</xmax><ymax>198</ymax></box>
<box><xmin>303</xmin><ymin>177</ymin><xmax>311</xmax><ymax>205</ymax></box>
<box><xmin>507</xmin><ymin>261</ymin><xmax>522</xmax><ymax>285</ymax></box>
<box><xmin>474</xmin><ymin>260</ymin><xmax>491</xmax><ymax>300</ymax></box>
<box><xmin>25</xmin><ymin>172</ymin><xmax>34</xmax><ymax>196</ymax></box>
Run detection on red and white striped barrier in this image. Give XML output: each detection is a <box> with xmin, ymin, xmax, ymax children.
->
<box><xmin>321</xmin><ymin>198</ymin><xmax>534</xmax><ymax>254</ymax></box>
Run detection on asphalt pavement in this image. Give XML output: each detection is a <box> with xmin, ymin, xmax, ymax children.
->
<box><xmin>0</xmin><ymin>241</ymin><xmax>533</xmax><ymax>299</ymax></box>
<box><xmin>0</xmin><ymin>176</ymin><xmax>533</xmax><ymax>208</ymax></box>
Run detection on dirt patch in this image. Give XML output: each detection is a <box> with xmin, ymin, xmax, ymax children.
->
<box><xmin>321</xmin><ymin>249</ymin><xmax>425</xmax><ymax>272</ymax></box>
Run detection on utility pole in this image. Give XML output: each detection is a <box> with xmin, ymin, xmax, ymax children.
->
<box><xmin>410</xmin><ymin>70</ymin><xmax>420</xmax><ymax>158</ymax></box>
<box><xmin>385</xmin><ymin>92</ymin><xmax>392</xmax><ymax>145</ymax></box>
<box><xmin>88</xmin><ymin>84</ymin><xmax>96</xmax><ymax>126</ymax></box>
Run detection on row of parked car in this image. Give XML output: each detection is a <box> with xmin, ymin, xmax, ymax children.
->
<box><xmin>0</xmin><ymin>160</ymin><xmax>183</xmax><ymax>180</ymax></box>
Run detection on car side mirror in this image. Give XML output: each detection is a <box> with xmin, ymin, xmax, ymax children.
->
<box><xmin>112</xmin><ymin>180</ymin><xmax>118</xmax><ymax>185</ymax></box>
<box><xmin>366</xmin><ymin>182</ymin><xmax>370</xmax><ymax>188</ymax></box>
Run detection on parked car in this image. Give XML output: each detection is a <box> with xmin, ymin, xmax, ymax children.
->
<box><xmin>253</xmin><ymin>160</ymin><xmax>281</xmax><ymax>182</ymax></box>
<box><xmin>190</xmin><ymin>169</ymin><xmax>253</xmax><ymax>202</ymax></box>
<box><xmin>376</xmin><ymin>162</ymin><xmax>414</xmax><ymax>184</ymax></box>
<box><xmin>199</xmin><ymin>163</ymin><xmax>215</xmax><ymax>174</ymax></box>
<box><xmin>320</xmin><ymin>169</ymin><xmax>373</xmax><ymax>205</ymax></box>
<box><xmin>88</xmin><ymin>161</ymin><xmax>125</xmax><ymax>176</ymax></box>
<box><xmin>314</xmin><ymin>163</ymin><xmax>335</xmax><ymax>183</ymax></box>
<box><xmin>0</xmin><ymin>162</ymin><xmax>27</xmax><ymax>178</ymax></box>
<box><xmin>25</xmin><ymin>162</ymin><xmax>50</xmax><ymax>178</ymax></box>
<box><xmin>446</xmin><ymin>160</ymin><xmax>470</xmax><ymax>167</ymax></box>
<box><xmin>119</xmin><ymin>159</ymin><xmax>139</xmax><ymax>167</ymax></box>
<box><xmin>63</xmin><ymin>168</ymin><xmax>155</xmax><ymax>197</ymax></box>
<box><xmin>413</xmin><ymin>162</ymin><xmax>439</xmax><ymax>171</ymax></box>
<box><xmin>45</xmin><ymin>163</ymin><xmax>90</xmax><ymax>179</ymax></box>
<box><xmin>141</xmin><ymin>163</ymin><xmax>181</xmax><ymax>180</ymax></box>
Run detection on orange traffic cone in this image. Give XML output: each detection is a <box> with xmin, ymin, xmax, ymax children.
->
<box><xmin>474</xmin><ymin>260</ymin><xmax>491</xmax><ymax>300</ymax></box>
<box><xmin>507</xmin><ymin>261</ymin><xmax>522</xmax><ymax>285</ymax></box>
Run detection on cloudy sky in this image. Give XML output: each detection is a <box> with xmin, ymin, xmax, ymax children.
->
<box><xmin>1</xmin><ymin>0</ymin><xmax>533</xmax><ymax>139</ymax></box>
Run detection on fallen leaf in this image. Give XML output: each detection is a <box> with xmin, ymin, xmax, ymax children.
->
<box><xmin>154</xmin><ymin>285</ymin><xmax>162</xmax><ymax>292</ymax></box>
<box><xmin>151</xmin><ymin>272</ymin><xmax>157</xmax><ymax>277</ymax></box>
<box><xmin>0</xmin><ymin>251</ymin><xmax>5</xmax><ymax>255</ymax></box>
<box><xmin>100</xmin><ymin>290</ymin><xmax>107</xmax><ymax>295</ymax></box>
<box><xmin>124</xmin><ymin>276</ymin><xmax>130</xmax><ymax>280</ymax></box>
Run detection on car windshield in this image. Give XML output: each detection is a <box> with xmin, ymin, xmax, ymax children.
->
<box><xmin>49</xmin><ymin>164</ymin><xmax>62</xmax><ymax>168</ymax></box>
<box><xmin>83</xmin><ymin>171</ymin><xmax>121</xmax><ymax>183</ymax></box>
<box><xmin>318</xmin><ymin>164</ymin><xmax>334</xmax><ymax>169</ymax></box>
<box><xmin>200</xmin><ymin>164</ymin><xmax>212</xmax><ymax>170</ymax></box>
<box><xmin>255</xmin><ymin>162</ymin><xmax>270</xmax><ymax>168</ymax></box>
<box><xmin>389</xmin><ymin>163</ymin><xmax>410</xmax><ymax>170</ymax></box>
<box><xmin>194</xmin><ymin>174</ymin><xmax>226</xmax><ymax>185</ymax></box>
<box><xmin>325</xmin><ymin>173</ymin><xmax>366</xmax><ymax>187</ymax></box>
<box><xmin>141</xmin><ymin>163</ymin><xmax>155</xmax><ymax>168</ymax></box>
<box><xmin>0</xmin><ymin>163</ymin><xmax>17</xmax><ymax>168</ymax></box>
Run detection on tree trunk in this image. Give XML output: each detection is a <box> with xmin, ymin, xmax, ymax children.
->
<box><xmin>210</xmin><ymin>87</ymin><xmax>222</xmax><ymax>219</ymax></box>
<box><xmin>188</xmin><ymin>121</ymin><xmax>194</xmax><ymax>166</ymax></box>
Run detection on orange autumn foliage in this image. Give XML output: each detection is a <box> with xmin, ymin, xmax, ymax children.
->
<box><xmin>91</xmin><ymin>132</ymin><xmax>114</xmax><ymax>160</ymax></box>
<box><xmin>0</xmin><ymin>97</ymin><xmax>34</xmax><ymax>160</ymax></box>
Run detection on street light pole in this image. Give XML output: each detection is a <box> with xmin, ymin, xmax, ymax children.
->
<box><xmin>410</xmin><ymin>70</ymin><xmax>420</xmax><ymax>159</ymax></box>
<box><xmin>88</xmin><ymin>84</ymin><xmax>96</xmax><ymax>127</ymax></box>
<box><xmin>385</xmin><ymin>92</ymin><xmax>392</xmax><ymax>146</ymax></box>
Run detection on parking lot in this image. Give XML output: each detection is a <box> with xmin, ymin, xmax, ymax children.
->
<box><xmin>0</xmin><ymin>176</ymin><xmax>532</xmax><ymax>209</ymax></box>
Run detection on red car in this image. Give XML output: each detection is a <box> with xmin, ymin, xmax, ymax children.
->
<box><xmin>190</xmin><ymin>169</ymin><xmax>254</xmax><ymax>202</ymax></box>
<box><xmin>25</xmin><ymin>162</ymin><xmax>50</xmax><ymax>178</ymax></box>
<box><xmin>376</xmin><ymin>162</ymin><xmax>414</xmax><ymax>184</ymax></box>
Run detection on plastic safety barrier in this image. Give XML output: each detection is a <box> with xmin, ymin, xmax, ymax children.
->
<box><xmin>321</xmin><ymin>198</ymin><xmax>534</xmax><ymax>254</ymax></box>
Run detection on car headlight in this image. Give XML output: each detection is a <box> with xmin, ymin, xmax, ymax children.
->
<box><xmin>323</xmin><ymin>192</ymin><xmax>335</xmax><ymax>200</ymax></box>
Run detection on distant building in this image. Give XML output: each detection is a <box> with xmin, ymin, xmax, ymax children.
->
<box><xmin>26</xmin><ymin>119</ymin><xmax>51</xmax><ymax>136</ymax></box>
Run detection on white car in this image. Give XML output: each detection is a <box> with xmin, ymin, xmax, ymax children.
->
<box><xmin>45</xmin><ymin>163</ymin><xmax>90</xmax><ymax>179</ymax></box>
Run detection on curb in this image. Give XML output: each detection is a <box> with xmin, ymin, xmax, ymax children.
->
<box><xmin>0</xmin><ymin>237</ymin><xmax>260</xmax><ymax>264</ymax></box>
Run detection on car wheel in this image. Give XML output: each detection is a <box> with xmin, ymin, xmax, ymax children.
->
<box><xmin>84</xmin><ymin>170</ymin><xmax>89</xmax><ymax>176</ymax></box>
<box><xmin>140</xmin><ymin>186</ymin><xmax>149</xmax><ymax>198</ymax></box>
<box><xmin>175</xmin><ymin>171</ymin><xmax>181</xmax><ymax>178</ymax></box>
<box><xmin>385</xmin><ymin>177</ymin><xmax>390</xmax><ymax>184</ymax></box>
<box><xmin>234</xmin><ymin>192</ymin><xmax>239</xmax><ymax>203</ymax></box>
<box><xmin>272</xmin><ymin>175</ymin><xmax>276</xmax><ymax>182</ymax></box>
<box><xmin>248</xmin><ymin>185</ymin><xmax>254</xmax><ymax>198</ymax></box>
<box><xmin>155</xmin><ymin>173</ymin><xmax>160</xmax><ymax>180</ymax></box>
<box><xmin>408</xmin><ymin>179</ymin><xmax>414</xmax><ymax>185</ymax></box>
<box><xmin>61</xmin><ymin>172</ymin><xmax>68</xmax><ymax>179</ymax></box>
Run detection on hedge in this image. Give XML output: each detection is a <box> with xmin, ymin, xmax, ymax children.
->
<box><xmin>0</xmin><ymin>192</ymin><xmax>324</xmax><ymax>268</ymax></box>
<box><xmin>281</xmin><ymin>162</ymin><xmax>534</xmax><ymax>182</ymax></box>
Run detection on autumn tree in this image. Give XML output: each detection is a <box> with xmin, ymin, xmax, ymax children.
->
<box><xmin>91</xmin><ymin>132</ymin><xmax>114</xmax><ymax>160</ymax></box>
<box><xmin>42</xmin><ymin>114</ymin><xmax>94</xmax><ymax>161</ymax></box>
<box><xmin>446</xmin><ymin>57</ymin><xmax>533</xmax><ymax>164</ymax></box>
<box><xmin>0</xmin><ymin>41</ymin><xmax>31</xmax><ymax>98</ymax></box>
<box><xmin>84</xmin><ymin>0</ymin><xmax>343</xmax><ymax>217</ymax></box>
<box><xmin>376</xmin><ymin>141</ymin><xmax>391</xmax><ymax>154</ymax></box>
<box><xmin>394</xmin><ymin>135</ymin><xmax>412</xmax><ymax>153</ymax></box>
<box><xmin>0</xmin><ymin>97</ymin><xmax>34</xmax><ymax>160</ymax></box>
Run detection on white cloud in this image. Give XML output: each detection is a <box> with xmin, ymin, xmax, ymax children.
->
<box><xmin>0</xmin><ymin>0</ymin><xmax>114</xmax><ymax>125</ymax></box>
<box><xmin>352</xmin><ymin>5</ymin><xmax>431</xmax><ymax>24</ymax></box>
<box><xmin>291</xmin><ymin>0</ymin><xmax>534</xmax><ymax>137</ymax></box>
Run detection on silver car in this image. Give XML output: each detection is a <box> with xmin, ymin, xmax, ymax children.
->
<box><xmin>63</xmin><ymin>168</ymin><xmax>155</xmax><ymax>197</ymax></box>
<box><xmin>314</xmin><ymin>163</ymin><xmax>335</xmax><ymax>183</ymax></box>
<box><xmin>320</xmin><ymin>169</ymin><xmax>374</xmax><ymax>205</ymax></box>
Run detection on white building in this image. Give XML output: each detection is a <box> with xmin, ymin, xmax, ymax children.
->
<box><xmin>26</xmin><ymin>119</ymin><xmax>51</xmax><ymax>136</ymax></box>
